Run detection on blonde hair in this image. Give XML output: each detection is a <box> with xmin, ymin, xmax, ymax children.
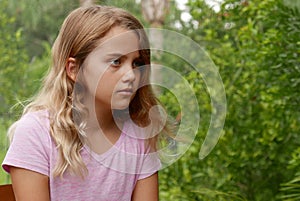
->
<box><xmin>9</xmin><ymin>5</ymin><xmax>169</xmax><ymax>178</ymax></box>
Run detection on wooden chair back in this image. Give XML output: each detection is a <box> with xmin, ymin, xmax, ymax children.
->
<box><xmin>0</xmin><ymin>184</ymin><xmax>15</xmax><ymax>201</ymax></box>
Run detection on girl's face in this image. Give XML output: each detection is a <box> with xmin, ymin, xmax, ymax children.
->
<box><xmin>81</xmin><ymin>26</ymin><xmax>143</xmax><ymax>111</ymax></box>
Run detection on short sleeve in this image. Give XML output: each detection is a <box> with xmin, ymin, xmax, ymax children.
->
<box><xmin>138</xmin><ymin>151</ymin><xmax>161</xmax><ymax>180</ymax></box>
<box><xmin>2</xmin><ymin>111</ymin><xmax>51</xmax><ymax>176</ymax></box>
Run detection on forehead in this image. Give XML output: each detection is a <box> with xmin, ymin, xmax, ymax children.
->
<box><xmin>95</xmin><ymin>26</ymin><xmax>140</xmax><ymax>55</ymax></box>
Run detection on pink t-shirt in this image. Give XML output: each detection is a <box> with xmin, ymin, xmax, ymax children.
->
<box><xmin>2</xmin><ymin>110</ymin><xmax>160</xmax><ymax>201</ymax></box>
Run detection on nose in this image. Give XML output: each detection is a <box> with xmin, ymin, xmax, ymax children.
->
<box><xmin>122</xmin><ymin>65</ymin><xmax>136</xmax><ymax>83</ymax></box>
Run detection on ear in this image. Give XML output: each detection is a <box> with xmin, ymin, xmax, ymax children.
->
<box><xmin>66</xmin><ymin>57</ymin><xmax>78</xmax><ymax>81</ymax></box>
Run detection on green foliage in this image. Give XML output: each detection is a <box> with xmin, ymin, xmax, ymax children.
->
<box><xmin>158</xmin><ymin>0</ymin><xmax>300</xmax><ymax>200</ymax></box>
<box><xmin>6</xmin><ymin>0</ymin><xmax>79</xmax><ymax>57</ymax></box>
<box><xmin>280</xmin><ymin>147</ymin><xmax>300</xmax><ymax>200</ymax></box>
<box><xmin>0</xmin><ymin>0</ymin><xmax>28</xmax><ymax>184</ymax></box>
<box><xmin>0</xmin><ymin>1</ymin><xmax>28</xmax><ymax>116</ymax></box>
<box><xmin>280</xmin><ymin>172</ymin><xmax>300</xmax><ymax>201</ymax></box>
<box><xmin>0</xmin><ymin>0</ymin><xmax>51</xmax><ymax>184</ymax></box>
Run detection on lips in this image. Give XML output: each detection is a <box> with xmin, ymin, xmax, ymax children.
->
<box><xmin>117</xmin><ymin>88</ymin><xmax>134</xmax><ymax>96</ymax></box>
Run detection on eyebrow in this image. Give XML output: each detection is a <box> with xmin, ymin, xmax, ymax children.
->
<box><xmin>106</xmin><ymin>53</ymin><xmax>123</xmax><ymax>58</ymax></box>
<box><xmin>105</xmin><ymin>52</ymin><xmax>140</xmax><ymax>59</ymax></box>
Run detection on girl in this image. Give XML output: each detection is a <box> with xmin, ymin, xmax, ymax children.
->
<box><xmin>2</xmin><ymin>5</ymin><xmax>169</xmax><ymax>201</ymax></box>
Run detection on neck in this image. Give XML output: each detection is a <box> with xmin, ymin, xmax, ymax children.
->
<box><xmin>82</xmin><ymin>95</ymin><xmax>121</xmax><ymax>135</ymax></box>
<box><xmin>82</xmin><ymin>96</ymin><xmax>123</xmax><ymax>154</ymax></box>
<box><xmin>96</xmin><ymin>105</ymin><xmax>115</xmax><ymax>133</ymax></box>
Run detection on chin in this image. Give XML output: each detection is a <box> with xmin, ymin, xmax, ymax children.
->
<box><xmin>112</xmin><ymin>108</ymin><xmax>131</xmax><ymax>122</ymax></box>
<box><xmin>111</xmin><ymin>102</ymin><xmax>131</xmax><ymax>111</ymax></box>
<box><xmin>113</xmin><ymin>106</ymin><xmax>128</xmax><ymax>110</ymax></box>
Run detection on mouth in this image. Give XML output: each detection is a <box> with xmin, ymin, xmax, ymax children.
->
<box><xmin>116</xmin><ymin>88</ymin><xmax>134</xmax><ymax>96</ymax></box>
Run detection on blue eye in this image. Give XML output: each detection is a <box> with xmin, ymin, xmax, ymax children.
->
<box><xmin>110</xmin><ymin>58</ymin><xmax>121</xmax><ymax>66</ymax></box>
<box><xmin>133</xmin><ymin>59</ymin><xmax>145</xmax><ymax>68</ymax></box>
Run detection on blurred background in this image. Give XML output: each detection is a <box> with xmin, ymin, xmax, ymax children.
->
<box><xmin>0</xmin><ymin>0</ymin><xmax>299</xmax><ymax>200</ymax></box>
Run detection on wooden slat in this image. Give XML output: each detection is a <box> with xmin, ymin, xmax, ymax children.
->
<box><xmin>0</xmin><ymin>184</ymin><xmax>15</xmax><ymax>201</ymax></box>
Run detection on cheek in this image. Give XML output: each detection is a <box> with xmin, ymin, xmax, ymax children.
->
<box><xmin>134</xmin><ymin>70</ymin><xmax>142</xmax><ymax>86</ymax></box>
<box><xmin>96</xmin><ymin>70</ymin><xmax>122</xmax><ymax>98</ymax></box>
<box><xmin>96</xmin><ymin>74</ymin><xmax>114</xmax><ymax>94</ymax></box>
<box><xmin>82</xmin><ymin>61</ymin><xmax>108</xmax><ymax>93</ymax></box>
<box><xmin>86</xmin><ymin>73</ymin><xmax>103</xmax><ymax>95</ymax></box>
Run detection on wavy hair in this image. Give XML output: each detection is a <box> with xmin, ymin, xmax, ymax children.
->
<box><xmin>9</xmin><ymin>5</ymin><xmax>170</xmax><ymax>178</ymax></box>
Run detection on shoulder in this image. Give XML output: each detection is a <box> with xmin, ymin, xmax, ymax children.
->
<box><xmin>12</xmin><ymin>110</ymin><xmax>50</xmax><ymax>135</ymax></box>
<box><xmin>10</xmin><ymin>110</ymin><xmax>51</xmax><ymax>145</ymax></box>
<box><xmin>17</xmin><ymin>110</ymin><xmax>49</xmax><ymax>128</ymax></box>
<box><xmin>9</xmin><ymin>110</ymin><xmax>52</xmax><ymax>155</ymax></box>
<box><xmin>10</xmin><ymin>110</ymin><xmax>51</xmax><ymax>151</ymax></box>
<box><xmin>3</xmin><ymin>110</ymin><xmax>52</xmax><ymax>175</ymax></box>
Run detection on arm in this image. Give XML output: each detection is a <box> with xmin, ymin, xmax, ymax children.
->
<box><xmin>10</xmin><ymin>166</ymin><xmax>50</xmax><ymax>201</ymax></box>
<box><xmin>131</xmin><ymin>172</ymin><xmax>158</xmax><ymax>201</ymax></box>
